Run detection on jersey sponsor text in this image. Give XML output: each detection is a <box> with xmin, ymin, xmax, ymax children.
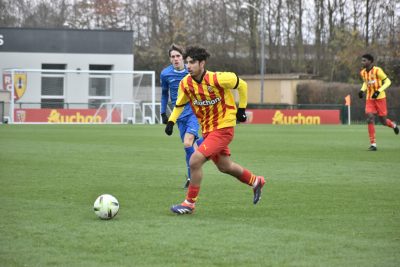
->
<box><xmin>193</xmin><ymin>97</ymin><xmax>221</xmax><ymax>106</ymax></box>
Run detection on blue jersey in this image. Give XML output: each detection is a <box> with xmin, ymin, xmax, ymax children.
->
<box><xmin>160</xmin><ymin>65</ymin><xmax>193</xmax><ymax>120</ymax></box>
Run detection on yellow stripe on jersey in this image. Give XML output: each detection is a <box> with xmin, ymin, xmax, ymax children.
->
<box><xmin>169</xmin><ymin>71</ymin><xmax>248</xmax><ymax>134</ymax></box>
<box><xmin>360</xmin><ymin>66</ymin><xmax>391</xmax><ymax>100</ymax></box>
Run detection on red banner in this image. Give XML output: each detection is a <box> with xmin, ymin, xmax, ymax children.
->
<box><xmin>244</xmin><ymin>109</ymin><xmax>340</xmax><ymax>124</ymax></box>
<box><xmin>13</xmin><ymin>108</ymin><xmax>121</xmax><ymax>123</ymax></box>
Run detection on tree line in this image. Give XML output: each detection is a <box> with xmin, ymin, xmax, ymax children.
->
<box><xmin>1</xmin><ymin>0</ymin><xmax>399</xmax><ymax>85</ymax></box>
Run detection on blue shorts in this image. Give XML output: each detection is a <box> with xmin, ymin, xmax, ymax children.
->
<box><xmin>177</xmin><ymin>114</ymin><xmax>200</xmax><ymax>142</ymax></box>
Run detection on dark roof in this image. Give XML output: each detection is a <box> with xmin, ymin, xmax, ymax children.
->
<box><xmin>0</xmin><ymin>27</ymin><xmax>133</xmax><ymax>54</ymax></box>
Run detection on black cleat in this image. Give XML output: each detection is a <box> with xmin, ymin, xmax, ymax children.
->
<box><xmin>368</xmin><ymin>145</ymin><xmax>377</xmax><ymax>151</ymax></box>
<box><xmin>394</xmin><ymin>124</ymin><xmax>399</xmax><ymax>135</ymax></box>
<box><xmin>253</xmin><ymin>176</ymin><xmax>266</xmax><ymax>204</ymax></box>
<box><xmin>170</xmin><ymin>202</ymin><xmax>195</xmax><ymax>215</ymax></box>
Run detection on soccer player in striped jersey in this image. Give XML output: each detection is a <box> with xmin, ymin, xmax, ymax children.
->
<box><xmin>160</xmin><ymin>44</ymin><xmax>202</xmax><ymax>188</ymax></box>
<box><xmin>164</xmin><ymin>46</ymin><xmax>266</xmax><ymax>214</ymax></box>
<box><xmin>358</xmin><ymin>54</ymin><xmax>399</xmax><ymax>151</ymax></box>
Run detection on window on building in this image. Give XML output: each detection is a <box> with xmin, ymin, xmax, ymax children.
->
<box><xmin>41</xmin><ymin>99</ymin><xmax>64</xmax><ymax>109</ymax></box>
<box><xmin>89</xmin><ymin>77</ymin><xmax>110</xmax><ymax>97</ymax></box>
<box><xmin>41</xmin><ymin>64</ymin><xmax>66</xmax><ymax>109</ymax></box>
<box><xmin>88</xmin><ymin>65</ymin><xmax>113</xmax><ymax>108</ymax></box>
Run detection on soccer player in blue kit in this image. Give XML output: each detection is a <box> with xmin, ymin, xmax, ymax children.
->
<box><xmin>160</xmin><ymin>44</ymin><xmax>202</xmax><ymax>188</ymax></box>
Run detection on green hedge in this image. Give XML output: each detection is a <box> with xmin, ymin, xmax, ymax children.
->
<box><xmin>297</xmin><ymin>82</ymin><xmax>400</xmax><ymax>123</ymax></box>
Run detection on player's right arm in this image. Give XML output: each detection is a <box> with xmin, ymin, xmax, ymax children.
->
<box><xmin>160</xmin><ymin>72</ymin><xmax>170</xmax><ymax>123</ymax></box>
<box><xmin>359</xmin><ymin>71</ymin><xmax>367</xmax><ymax>98</ymax></box>
<box><xmin>165</xmin><ymin>81</ymin><xmax>189</xmax><ymax>135</ymax></box>
<box><xmin>168</xmin><ymin>81</ymin><xmax>188</xmax><ymax>123</ymax></box>
<box><xmin>360</xmin><ymin>82</ymin><xmax>367</xmax><ymax>92</ymax></box>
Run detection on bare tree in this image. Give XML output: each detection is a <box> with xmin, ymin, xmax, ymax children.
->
<box><xmin>295</xmin><ymin>0</ymin><xmax>305</xmax><ymax>72</ymax></box>
<box><xmin>1</xmin><ymin>0</ymin><xmax>399</xmax><ymax>84</ymax></box>
<box><xmin>240</xmin><ymin>0</ymin><xmax>260</xmax><ymax>74</ymax></box>
<box><xmin>365</xmin><ymin>0</ymin><xmax>370</xmax><ymax>46</ymax></box>
<box><xmin>0</xmin><ymin>0</ymin><xmax>19</xmax><ymax>26</ymax></box>
<box><xmin>351</xmin><ymin>0</ymin><xmax>360</xmax><ymax>32</ymax></box>
<box><xmin>313</xmin><ymin>0</ymin><xmax>324</xmax><ymax>75</ymax></box>
<box><xmin>275</xmin><ymin>0</ymin><xmax>283</xmax><ymax>73</ymax></box>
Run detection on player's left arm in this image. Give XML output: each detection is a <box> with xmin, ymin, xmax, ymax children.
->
<box><xmin>235</xmin><ymin>77</ymin><xmax>248</xmax><ymax>122</ymax></box>
<box><xmin>235</xmin><ymin>77</ymin><xmax>248</xmax><ymax>109</ymax></box>
<box><xmin>219</xmin><ymin>72</ymin><xmax>248</xmax><ymax>122</ymax></box>
<box><xmin>377</xmin><ymin>69</ymin><xmax>391</xmax><ymax>92</ymax></box>
<box><xmin>218</xmin><ymin>72</ymin><xmax>248</xmax><ymax>107</ymax></box>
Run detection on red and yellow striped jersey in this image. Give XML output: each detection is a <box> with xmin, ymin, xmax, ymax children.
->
<box><xmin>168</xmin><ymin>71</ymin><xmax>248</xmax><ymax>134</ymax></box>
<box><xmin>360</xmin><ymin>66</ymin><xmax>391</xmax><ymax>100</ymax></box>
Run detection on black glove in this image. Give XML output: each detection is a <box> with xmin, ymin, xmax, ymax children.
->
<box><xmin>358</xmin><ymin>91</ymin><xmax>364</xmax><ymax>99</ymax></box>
<box><xmin>371</xmin><ymin>91</ymin><xmax>380</xmax><ymax>99</ymax></box>
<box><xmin>165</xmin><ymin>121</ymin><xmax>174</xmax><ymax>136</ymax></box>
<box><xmin>236</xmin><ymin>108</ymin><xmax>247</xmax><ymax>122</ymax></box>
<box><xmin>161</xmin><ymin>113</ymin><xmax>168</xmax><ymax>124</ymax></box>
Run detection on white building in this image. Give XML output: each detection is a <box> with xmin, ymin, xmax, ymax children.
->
<box><xmin>0</xmin><ymin>27</ymin><xmax>157</xmax><ymax>123</ymax></box>
<box><xmin>1</xmin><ymin>27</ymin><xmax>134</xmax><ymax>104</ymax></box>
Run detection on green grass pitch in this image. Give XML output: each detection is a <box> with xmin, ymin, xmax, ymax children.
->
<box><xmin>0</xmin><ymin>124</ymin><xmax>399</xmax><ymax>266</ymax></box>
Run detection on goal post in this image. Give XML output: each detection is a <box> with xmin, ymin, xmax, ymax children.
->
<box><xmin>92</xmin><ymin>102</ymin><xmax>160</xmax><ymax>124</ymax></box>
<box><xmin>2</xmin><ymin>68</ymin><xmax>159</xmax><ymax>124</ymax></box>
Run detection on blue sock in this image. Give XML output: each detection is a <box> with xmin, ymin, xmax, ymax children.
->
<box><xmin>184</xmin><ymin>146</ymin><xmax>195</xmax><ymax>179</ymax></box>
<box><xmin>196</xmin><ymin>137</ymin><xmax>204</xmax><ymax>147</ymax></box>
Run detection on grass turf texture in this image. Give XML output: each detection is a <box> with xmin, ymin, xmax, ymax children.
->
<box><xmin>0</xmin><ymin>124</ymin><xmax>399</xmax><ymax>267</ymax></box>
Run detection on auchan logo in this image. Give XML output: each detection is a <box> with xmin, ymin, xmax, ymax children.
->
<box><xmin>272</xmin><ymin>110</ymin><xmax>321</xmax><ymax>125</ymax></box>
<box><xmin>47</xmin><ymin>109</ymin><xmax>102</xmax><ymax>123</ymax></box>
<box><xmin>193</xmin><ymin>97</ymin><xmax>221</xmax><ymax>106</ymax></box>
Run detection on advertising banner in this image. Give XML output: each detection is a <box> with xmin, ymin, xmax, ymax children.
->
<box><xmin>13</xmin><ymin>108</ymin><xmax>121</xmax><ymax>123</ymax></box>
<box><xmin>245</xmin><ymin>109</ymin><xmax>341</xmax><ymax>125</ymax></box>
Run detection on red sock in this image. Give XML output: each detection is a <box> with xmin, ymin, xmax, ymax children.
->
<box><xmin>237</xmin><ymin>168</ymin><xmax>257</xmax><ymax>186</ymax></box>
<box><xmin>386</xmin><ymin>119</ymin><xmax>395</xmax><ymax>128</ymax></box>
<box><xmin>186</xmin><ymin>184</ymin><xmax>200</xmax><ymax>204</ymax></box>
<box><xmin>368</xmin><ymin>123</ymin><xmax>376</xmax><ymax>144</ymax></box>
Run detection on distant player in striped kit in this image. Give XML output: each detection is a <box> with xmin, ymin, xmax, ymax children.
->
<box><xmin>160</xmin><ymin>44</ymin><xmax>202</xmax><ymax>188</ymax></box>
<box><xmin>358</xmin><ymin>54</ymin><xmax>399</xmax><ymax>151</ymax></box>
<box><xmin>164</xmin><ymin>46</ymin><xmax>266</xmax><ymax>214</ymax></box>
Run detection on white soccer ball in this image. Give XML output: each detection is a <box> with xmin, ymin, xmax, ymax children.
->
<box><xmin>93</xmin><ymin>194</ymin><xmax>119</xmax><ymax>220</ymax></box>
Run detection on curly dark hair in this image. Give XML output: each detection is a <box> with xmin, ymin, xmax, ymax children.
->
<box><xmin>183</xmin><ymin>46</ymin><xmax>210</xmax><ymax>61</ymax></box>
<box><xmin>362</xmin><ymin>53</ymin><xmax>374</xmax><ymax>63</ymax></box>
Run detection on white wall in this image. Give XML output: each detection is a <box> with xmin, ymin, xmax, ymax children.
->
<box><xmin>0</xmin><ymin>52</ymin><xmax>134</xmax><ymax>104</ymax></box>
